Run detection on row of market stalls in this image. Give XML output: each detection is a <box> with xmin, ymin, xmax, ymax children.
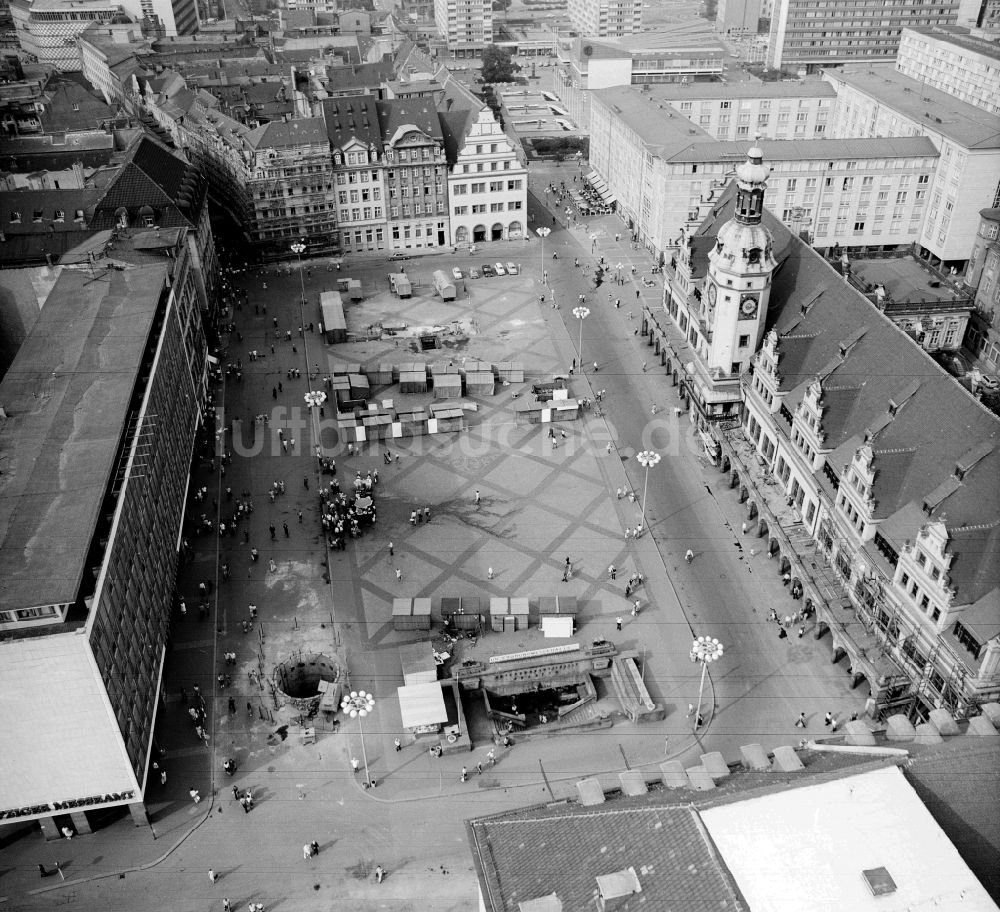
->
<box><xmin>392</xmin><ymin>594</ymin><xmax>581</xmax><ymax>635</ymax></box>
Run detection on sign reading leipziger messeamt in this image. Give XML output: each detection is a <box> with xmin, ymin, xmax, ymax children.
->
<box><xmin>0</xmin><ymin>790</ymin><xmax>136</xmax><ymax>821</ymax></box>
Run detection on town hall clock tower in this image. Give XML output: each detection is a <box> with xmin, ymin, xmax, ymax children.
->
<box><xmin>702</xmin><ymin>142</ymin><xmax>777</xmax><ymax>379</ymax></box>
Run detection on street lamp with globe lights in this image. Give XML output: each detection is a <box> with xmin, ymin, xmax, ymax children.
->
<box><xmin>290</xmin><ymin>241</ymin><xmax>306</xmax><ymax>305</ymax></box>
<box><xmin>572</xmin><ymin>305</ymin><xmax>590</xmax><ymax>367</ymax></box>
<box><xmin>340</xmin><ymin>690</ymin><xmax>376</xmax><ymax>784</ymax></box>
<box><xmin>689</xmin><ymin>636</ymin><xmax>723</xmax><ymax>728</ymax></box>
<box><xmin>636</xmin><ymin>450</ymin><xmax>660</xmax><ymax>525</ymax></box>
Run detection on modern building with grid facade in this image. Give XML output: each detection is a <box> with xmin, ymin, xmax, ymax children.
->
<box><xmin>433</xmin><ymin>0</ymin><xmax>492</xmax><ymax>56</ymax></box>
<box><xmin>765</xmin><ymin>0</ymin><xmax>980</xmax><ymax>73</ymax></box>
<box><xmin>567</xmin><ymin>0</ymin><xmax>642</xmax><ymax>38</ymax></box>
<box><xmin>0</xmin><ymin>262</ymin><xmax>207</xmax><ymax>838</ymax></box>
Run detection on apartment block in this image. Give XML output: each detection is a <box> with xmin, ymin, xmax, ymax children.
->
<box><xmin>324</xmin><ymin>95</ymin><xmax>388</xmax><ymax>254</ymax></box>
<box><xmin>895</xmin><ymin>26</ymin><xmax>1000</xmax><ymax>115</ymax></box>
<box><xmin>588</xmin><ymin>86</ymin><xmax>939</xmax><ymax>262</ymax></box>
<box><xmin>641</xmin><ymin>80</ymin><xmax>836</xmax><ymax>142</ymax></box>
<box><xmin>766</xmin><ymin>0</ymin><xmax>977</xmax><ymax>73</ymax></box>
<box><xmin>824</xmin><ymin>64</ymin><xmax>1000</xmax><ymax>269</ymax></box>
<box><xmin>567</xmin><ymin>0</ymin><xmax>642</xmax><ymax>38</ymax></box>
<box><xmin>963</xmin><ymin>208</ymin><xmax>1000</xmax><ymax>375</ymax></box>
<box><xmin>378</xmin><ymin>100</ymin><xmax>450</xmax><ymax>251</ymax></box>
<box><xmin>717</xmin><ymin>0</ymin><xmax>761</xmax><ymax>34</ymax></box>
<box><xmin>433</xmin><ymin>0</ymin><xmax>492</xmax><ymax>56</ymax></box>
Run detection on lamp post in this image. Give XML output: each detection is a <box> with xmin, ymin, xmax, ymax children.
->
<box><xmin>636</xmin><ymin>450</ymin><xmax>660</xmax><ymax>524</ymax></box>
<box><xmin>290</xmin><ymin>240</ymin><xmax>306</xmax><ymax>305</ymax></box>
<box><xmin>573</xmin><ymin>305</ymin><xmax>589</xmax><ymax>367</ymax></box>
<box><xmin>689</xmin><ymin>636</ymin><xmax>723</xmax><ymax>728</ymax></box>
<box><xmin>341</xmin><ymin>689</ymin><xmax>375</xmax><ymax>784</ymax></box>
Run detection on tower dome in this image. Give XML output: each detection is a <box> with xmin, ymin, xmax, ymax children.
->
<box><xmin>711</xmin><ymin>142</ymin><xmax>776</xmax><ymax>274</ymax></box>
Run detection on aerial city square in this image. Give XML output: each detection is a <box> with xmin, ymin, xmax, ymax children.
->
<box><xmin>0</xmin><ymin>0</ymin><xmax>999</xmax><ymax>908</ymax></box>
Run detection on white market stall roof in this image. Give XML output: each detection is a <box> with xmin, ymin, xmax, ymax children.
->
<box><xmin>397</xmin><ymin>681</ymin><xmax>448</xmax><ymax>729</ymax></box>
<box><xmin>0</xmin><ymin>633</ymin><xmax>139</xmax><ymax>820</ymax></box>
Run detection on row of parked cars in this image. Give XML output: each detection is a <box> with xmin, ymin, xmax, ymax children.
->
<box><xmin>451</xmin><ymin>263</ymin><xmax>520</xmax><ymax>281</ymax></box>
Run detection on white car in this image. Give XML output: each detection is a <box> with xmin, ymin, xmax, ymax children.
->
<box><xmin>494</xmin><ymin>262</ymin><xmax>506</xmax><ymax>276</ymax></box>
<box><xmin>506</xmin><ymin>262</ymin><xmax>519</xmax><ymax>275</ymax></box>
<box><xmin>452</xmin><ymin>267</ymin><xmax>463</xmax><ymax>280</ymax></box>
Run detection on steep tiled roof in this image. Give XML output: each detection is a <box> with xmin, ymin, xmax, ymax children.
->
<box><xmin>695</xmin><ymin>183</ymin><xmax>1000</xmax><ymax>611</ymax></box>
<box><xmin>322</xmin><ymin>59</ymin><xmax>393</xmax><ymax>93</ymax></box>
<box><xmin>438</xmin><ymin>107</ymin><xmax>477</xmax><ymax>166</ymax></box>
<box><xmin>244</xmin><ymin>117</ymin><xmax>328</xmax><ymax>149</ymax></box>
<box><xmin>39</xmin><ymin>78</ymin><xmax>115</xmax><ymax>132</ymax></box>
<box><xmin>322</xmin><ymin>95</ymin><xmax>382</xmax><ymax>150</ymax></box>
<box><xmin>376</xmin><ymin>97</ymin><xmax>442</xmax><ymax>144</ymax></box>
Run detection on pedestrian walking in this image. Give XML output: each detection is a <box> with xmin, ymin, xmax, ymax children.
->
<box><xmin>461</xmin><ymin>767</ymin><xmax>468</xmax><ymax>782</ymax></box>
<box><xmin>608</xmin><ymin>564</ymin><xmax>617</xmax><ymax>580</ymax></box>
<box><xmin>686</xmin><ymin>703</ymin><xmax>695</xmax><ymax>717</ymax></box>
<box><xmin>824</xmin><ymin>712</ymin><xmax>834</xmax><ymax>727</ymax></box>
<box><xmin>394</xmin><ymin>737</ymin><xmax>401</xmax><ymax>752</ymax></box>
<box><xmin>375</xmin><ymin>865</ymin><xmax>385</xmax><ymax>884</ymax></box>
<box><xmin>615</xmin><ymin>616</ymin><xmax>623</xmax><ymax>631</ymax></box>
<box><xmin>161</xmin><ymin>769</ymin><xmax>167</xmax><ymax>785</ymax></box>
<box><xmin>224</xmin><ymin>899</ymin><xmax>232</xmax><ymax>912</ymax></box>
<box><xmin>298</xmin><ymin>510</ymin><xmax>303</xmax><ymax>523</ymax></box>
<box><xmin>741</xmin><ymin>521</ymin><xmax>748</xmax><ymax>534</ymax></box>
<box><xmin>283</xmin><ymin>522</ymin><xmax>289</xmax><ymax>537</ymax></box>
<box><xmin>303</xmin><ymin>844</ymin><xmax>312</xmax><ymax>860</ymax></box>
<box><xmin>310</xmin><ymin>841</ymin><xmax>319</xmax><ymax>857</ymax></box>
<box><xmin>351</xmin><ymin>757</ymin><xmax>360</xmax><ymax>774</ymax></box>
<box><xmin>232</xmin><ymin>785</ymin><xmax>241</xmax><ymax>800</ymax></box>
<box><xmin>389</xmin><ymin>541</ymin><xmax>394</xmax><ymax>556</ymax></box>
<box><xmin>477</xmin><ymin>762</ymin><xmax>483</xmax><ymax>775</ymax></box>
<box><xmin>488</xmin><ymin>566</ymin><xmax>494</xmax><ymax>580</ymax></box>
<box><xmin>561</xmin><ymin>568</ymin><xmax>569</xmax><ymax>582</ymax></box>
<box><xmin>795</xmin><ymin>712</ymin><xmax>807</xmax><ymax>728</ymax></box>
<box><xmin>209</xmin><ymin>869</ymin><xmax>218</xmax><ymax>883</ymax></box>
<box><xmin>395</xmin><ymin>568</ymin><xmax>402</xmax><ymax>581</ymax></box>
<box><xmin>475</xmin><ymin>490</ymin><xmax>481</xmax><ymax>505</ymax></box>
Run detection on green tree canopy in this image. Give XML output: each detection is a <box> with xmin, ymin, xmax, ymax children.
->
<box><xmin>481</xmin><ymin>45</ymin><xmax>515</xmax><ymax>83</ymax></box>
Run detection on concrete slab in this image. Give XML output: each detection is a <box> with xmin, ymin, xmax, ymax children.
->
<box><xmin>914</xmin><ymin>722</ymin><xmax>944</xmax><ymax>745</ymax></box>
<box><xmin>700</xmin><ymin>751</ymin><xmax>730</xmax><ymax>780</ymax></box>
<box><xmin>966</xmin><ymin>715</ymin><xmax>999</xmax><ymax>738</ymax></box>
<box><xmin>844</xmin><ymin>720</ymin><xmax>876</xmax><ymax>746</ymax></box>
<box><xmin>576</xmin><ymin>777</ymin><xmax>606</xmax><ymax>805</ymax></box>
<box><xmin>618</xmin><ymin>770</ymin><xmax>648</xmax><ymax>796</ymax></box>
<box><xmin>771</xmin><ymin>745</ymin><xmax>804</xmax><ymax>771</ymax></box>
<box><xmin>659</xmin><ymin>760</ymin><xmax>687</xmax><ymax>789</ymax></box>
<box><xmin>929</xmin><ymin>708</ymin><xmax>960</xmax><ymax>736</ymax></box>
<box><xmin>739</xmin><ymin>743</ymin><xmax>771</xmax><ymax>772</ymax></box>
<box><xmin>686</xmin><ymin>765</ymin><xmax>716</xmax><ymax>791</ymax></box>
<box><xmin>885</xmin><ymin>714</ymin><xmax>916</xmax><ymax>742</ymax></box>
<box><xmin>980</xmin><ymin>702</ymin><xmax>1000</xmax><ymax>726</ymax></box>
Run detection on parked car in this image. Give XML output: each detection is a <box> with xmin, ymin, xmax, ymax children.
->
<box><xmin>506</xmin><ymin>262</ymin><xmax>519</xmax><ymax>275</ymax></box>
<box><xmin>452</xmin><ymin>267</ymin><xmax>463</xmax><ymax>280</ymax></box>
<box><xmin>469</xmin><ymin>267</ymin><xmax>480</xmax><ymax>278</ymax></box>
<box><xmin>481</xmin><ymin>263</ymin><xmax>495</xmax><ymax>277</ymax></box>
<box><xmin>389</xmin><ymin>252</ymin><xmax>411</xmax><ymax>260</ymax></box>
<box><xmin>493</xmin><ymin>262</ymin><xmax>506</xmax><ymax>276</ymax></box>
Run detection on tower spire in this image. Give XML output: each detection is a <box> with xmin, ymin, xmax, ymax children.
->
<box><xmin>734</xmin><ymin>135</ymin><xmax>769</xmax><ymax>226</ymax></box>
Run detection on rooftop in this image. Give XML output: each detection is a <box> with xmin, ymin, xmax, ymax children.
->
<box><xmin>701</xmin><ymin>766</ymin><xmax>999</xmax><ymax>912</ymax></box>
<box><xmin>824</xmin><ymin>64</ymin><xmax>1000</xmax><ymax>150</ymax></box>
<box><xmin>245</xmin><ymin>117</ymin><xmax>329</xmax><ymax>149</ymax></box>
<box><xmin>322</xmin><ymin>95</ymin><xmax>383</xmax><ymax>150</ymax></box>
<box><xmin>0</xmin><ymin>265</ymin><xmax>167</xmax><ymax>614</ymax></box>
<box><xmin>902</xmin><ymin>25</ymin><xmax>1000</xmax><ymax>62</ymax></box>
<box><xmin>668</xmin><ymin>135</ymin><xmax>939</xmax><ymax>163</ymax></box>
<box><xmin>632</xmin><ymin>79</ymin><xmax>837</xmax><ymax>101</ymax></box>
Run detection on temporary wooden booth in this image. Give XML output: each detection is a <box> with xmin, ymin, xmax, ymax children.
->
<box><xmin>389</xmin><ymin>272</ymin><xmax>412</xmax><ymax>297</ymax></box>
<box><xmin>397</xmin><ymin>682</ymin><xmax>448</xmax><ymax>735</ymax></box>
<box><xmin>348</xmin><ymin>373</ymin><xmax>370</xmax><ymax>399</ymax></box>
<box><xmin>320</xmin><ymin>291</ymin><xmax>347</xmax><ymax>343</ymax></box>
<box><xmin>371</xmin><ymin>363</ymin><xmax>393</xmax><ymax>385</ymax></box>
<box><xmin>465</xmin><ymin>371</ymin><xmax>495</xmax><ymax>396</ymax></box>
<box><xmin>497</xmin><ymin>361</ymin><xmax>524</xmax><ymax>382</ymax></box>
<box><xmin>429</xmin><ymin>403</ymin><xmax>465</xmax><ymax>432</ymax></box>
<box><xmin>400</xmin><ymin>367</ymin><xmax>428</xmax><ymax>393</ymax></box>
<box><xmin>434</xmin><ymin>374</ymin><xmax>462</xmax><ymax>400</ymax></box>
<box><xmin>400</xmin><ymin>641</ymin><xmax>437</xmax><ymax>686</ymax></box>
<box><xmin>442</xmin><ymin>596</ymin><xmax>482</xmax><ymax>631</ymax></box>
<box><xmin>489</xmin><ymin>597</ymin><xmax>529</xmax><ymax>632</ymax></box>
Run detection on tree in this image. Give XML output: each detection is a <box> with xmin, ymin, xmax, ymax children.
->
<box><xmin>481</xmin><ymin>45</ymin><xmax>515</xmax><ymax>84</ymax></box>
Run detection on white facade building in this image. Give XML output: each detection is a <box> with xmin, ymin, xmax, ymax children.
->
<box><xmin>442</xmin><ymin>107</ymin><xmax>527</xmax><ymax>246</ymax></box>
<box><xmin>824</xmin><ymin>64</ymin><xmax>1000</xmax><ymax>269</ymax></box>
<box><xmin>895</xmin><ymin>26</ymin><xmax>1000</xmax><ymax>116</ymax></box>
<box><xmin>566</xmin><ymin>0</ymin><xmax>642</xmax><ymax>38</ymax></box>
<box><xmin>11</xmin><ymin>0</ymin><xmax>140</xmax><ymax>70</ymax></box>
<box><xmin>589</xmin><ymin>86</ymin><xmax>939</xmax><ymax>261</ymax></box>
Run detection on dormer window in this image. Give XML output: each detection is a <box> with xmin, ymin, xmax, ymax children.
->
<box><xmin>54</xmin><ymin>210</ymin><xmax>65</xmax><ymax>222</ymax></box>
<box><xmin>9</xmin><ymin>210</ymin><xmax>21</xmax><ymax>224</ymax></box>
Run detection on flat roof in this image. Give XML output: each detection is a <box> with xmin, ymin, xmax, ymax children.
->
<box><xmin>668</xmin><ymin>135</ymin><xmax>939</xmax><ymax>163</ymax></box>
<box><xmin>903</xmin><ymin>25</ymin><xmax>1000</xmax><ymax>62</ymax></box>
<box><xmin>701</xmin><ymin>765</ymin><xmax>999</xmax><ymax>912</ymax></box>
<box><xmin>0</xmin><ymin>265</ymin><xmax>167</xmax><ymax>614</ymax></box>
<box><xmin>824</xmin><ymin>64</ymin><xmax>1000</xmax><ymax>150</ymax></box>
<box><xmin>0</xmin><ymin>633</ymin><xmax>138</xmax><ymax>817</ymax></box>
<box><xmin>634</xmin><ymin>79</ymin><xmax>836</xmax><ymax>101</ymax></box>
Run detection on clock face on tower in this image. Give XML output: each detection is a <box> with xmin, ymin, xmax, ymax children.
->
<box><xmin>740</xmin><ymin>293</ymin><xmax>759</xmax><ymax>319</ymax></box>
<box><xmin>707</xmin><ymin>284</ymin><xmax>717</xmax><ymax>308</ymax></box>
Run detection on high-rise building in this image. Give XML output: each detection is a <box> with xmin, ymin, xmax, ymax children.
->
<box><xmin>433</xmin><ymin>0</ymin><xmax>492</xmax><ymax>56</ymax></box>
<box><xmin>895</xmin><ymin>26</ymin><xmax>1000</xmax><ymax>115</ymax></box>
<box><xmin>766</xmin><ymin>0</ymin><xmax>981</xmax><ymax>73</ymax></box>
<box><xmin>567</xmin><ymin>0</ymin><xmax>642</xmax><ymax>38</ymax></box>
<box><xmin>11</xmin><ymin>0</ymin><xmax>141</xmax><ymax>70</ymax></box>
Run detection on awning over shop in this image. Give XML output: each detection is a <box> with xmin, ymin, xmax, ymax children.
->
<box><xmin>398</xmin><ymin>681</ymin><xmax>448</xmax><ymax>729</ymax></box>
<box><xmin>598</xmin><ymin>187</ymin><xmax>615</xmax><ymax>203</ymax></box>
